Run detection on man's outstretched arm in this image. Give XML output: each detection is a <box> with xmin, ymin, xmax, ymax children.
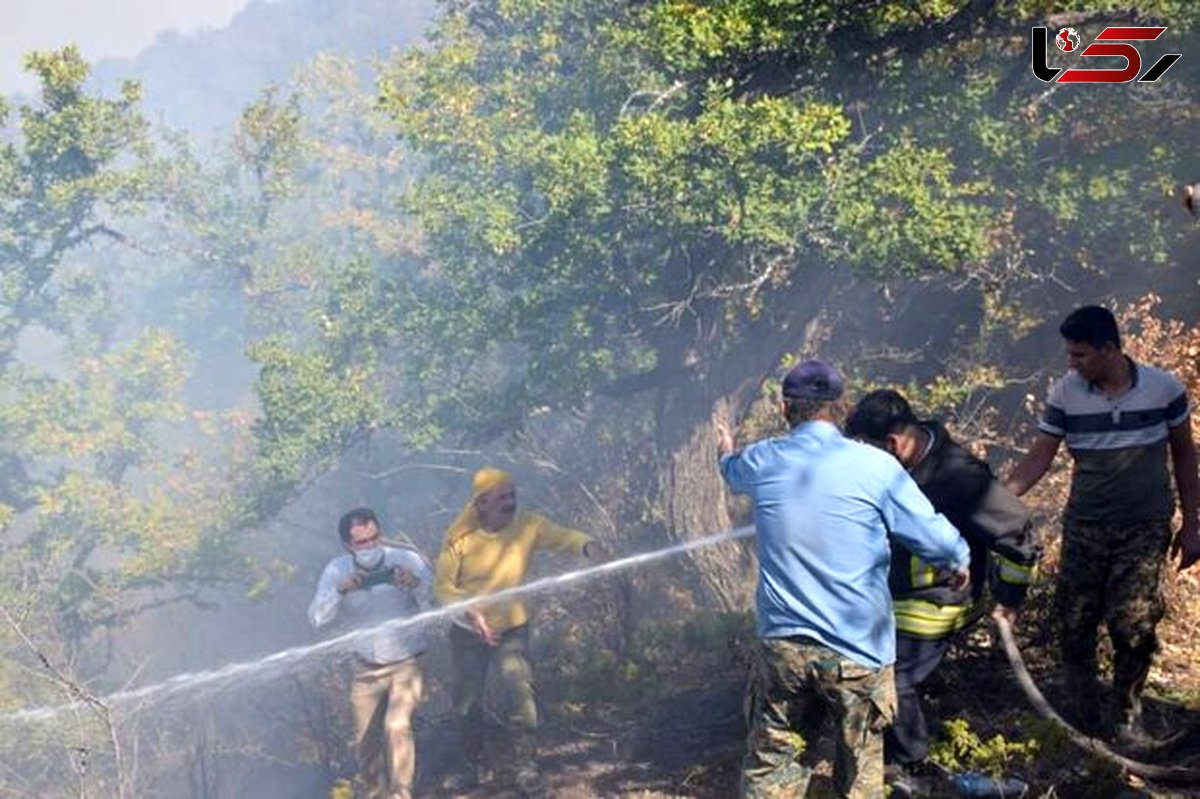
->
<box><xmin>1005</xmin><ymin>432</ymin><xmax>1061</xmax><ymax>497</ymax></box>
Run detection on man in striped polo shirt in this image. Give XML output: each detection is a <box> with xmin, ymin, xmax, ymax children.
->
<box><xmin>1007</xmin><ymin>305</ymin><xmax>1200</xmax><ymax>745</ymax></box>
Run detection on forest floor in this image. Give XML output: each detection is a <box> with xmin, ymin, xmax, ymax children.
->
<box><xmin>410</xmin><ymin>547</ymin><xmax>1200</xmax><ymax>798</ymax></box>
<box><xmin>412</xmin><ymin>619</ymin><xmax>1200</xmax><ymax>799</ymax></box>
<box><xmin>382</xmin><ymin>455</ymin><xmax>1200</xmax><ymax>799</ymax></box>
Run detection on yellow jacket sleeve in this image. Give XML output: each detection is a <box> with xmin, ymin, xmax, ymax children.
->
<box><xmin>533</xmin><ymin>514</ymin><xmax>591</xmax><ymax>555</ymax></box>
<box><xmin>433</xmin><ymin>540</ymin><xmax>470</xmax><ymax>606</ymax></box>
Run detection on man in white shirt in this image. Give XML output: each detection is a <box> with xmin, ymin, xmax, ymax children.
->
<box><xmin>308</xmin><ymin>508</ymin><xmax>433</xmax><ymax>799</ymax></box>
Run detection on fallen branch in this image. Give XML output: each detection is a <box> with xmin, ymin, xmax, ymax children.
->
<box><xmin>995</xmin><ymin>616</ymin><xmax>1200</xmax><ymax>784</ymax></box>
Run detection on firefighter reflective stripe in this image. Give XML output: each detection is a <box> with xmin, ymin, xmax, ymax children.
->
<box><xmin>893</xmin><ymin>598</ymin><xmax>984</xmax><ymax>638</ymax></box>
<box><xmin>910</xmin><ymin>555</ymin><xmax>938</xmax><ymax>589</ymax></box>
<box><xmin>995</xmin><ymin>553</ymin><xmax>1035</xmax><ymax>585</ymax></box>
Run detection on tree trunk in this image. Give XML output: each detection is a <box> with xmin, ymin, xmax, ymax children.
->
<box><xmin>651</xmin><ymin>267</ymin><xmax>839</xmax><ymax>612</ymax></box>
<box><xmin>656</xmin><ymin>389</ymin><xmax>754</xmax><ymax>612</ymax></box>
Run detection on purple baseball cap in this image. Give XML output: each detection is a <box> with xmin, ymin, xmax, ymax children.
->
<box><xmin>781</xmin><ymin>359</ymin><xmax>844</xmax><ymax>401</ymax></box>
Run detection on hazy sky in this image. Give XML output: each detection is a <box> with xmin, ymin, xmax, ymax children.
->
<box><xmin>2</xmin><ymin>0</ymin><xmax>252</xmax><ymax>96</ymax></box>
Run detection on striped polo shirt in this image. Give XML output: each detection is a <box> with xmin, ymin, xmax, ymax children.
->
<box><xmin>1039</xmin><ymin>358</ymin><xmax>1190</xmax><ymax>523</ymax></box>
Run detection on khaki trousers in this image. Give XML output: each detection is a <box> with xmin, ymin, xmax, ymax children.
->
<box><xmin>351</xmin><ymin>657</ymin><xmax>424</xmax><ymax>799</ymax></box>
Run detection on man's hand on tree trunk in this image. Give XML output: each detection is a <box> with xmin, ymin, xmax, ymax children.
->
<box><xmin>714</xmin><ymin>413</ymin><xmax>735</xmax><ymax>457</ymax></box>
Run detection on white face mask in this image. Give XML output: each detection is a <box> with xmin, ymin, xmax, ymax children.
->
<box><xmin>353</xmin><ymin>545</ymin><xmax>385</xmax><ymax>570</ymax></box>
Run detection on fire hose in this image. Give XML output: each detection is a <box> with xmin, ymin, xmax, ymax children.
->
<box><xmin>994</xmin><ymin>616</ymin><xmax>1200</xmax><ymax>784</ymax></box>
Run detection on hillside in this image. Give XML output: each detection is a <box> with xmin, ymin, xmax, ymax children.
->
<box><xmin>88</xmin><ymin>0</ymin><xmax>435</xmax><ymax>134</ymax></box>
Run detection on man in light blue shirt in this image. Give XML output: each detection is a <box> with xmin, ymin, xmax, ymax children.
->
<box><xmin>309</xmin><ymin>508</ymin><xmax>434</xmax><ymax>799</ymax></box>
<box><xmin>717</xmin><ymin>360</ymin><xmax>969</xmax><ymax>799</ymax></box>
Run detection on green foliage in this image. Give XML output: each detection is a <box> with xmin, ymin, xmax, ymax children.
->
<box><xmin>928</xmin><ymin>717</ymin><xmax>1039</xmax><ymax>778</ymax></box>
<box><xmin>372</xmin><ymin>0</ymin><xmax>1039</xmax><ymax>453</ymax></box>
<box><xmin>898</xmin><ymin>366</ymin><xmax>1007</xmax><ymax>420</ymax></box>
<box><xmin>248</xmin><ymin>337</ymin><xmax>385</xmax><ymax>490</ymax></box>
<box><xmin>3</xmin><ymin>5</ymin><xmax>1200</xmax><ymax>796</ymax></box>
<box><xmin>152</xmin><ymin>60</ymin><xmax>431</xmax><ymax>506</ymax></box>
<box><xmin>0</xmin><ymin>51</ymin><xmax>248</xmax><ymax>725</ymax></box>
<box><xmin>831</xmin><ymin>139</ymin><xmax>992</xmax><ymax>275</ymax></box>
<box><xmin>361</xmin><ymin>0</ymin><xmax>1199</xmax><ymax>461</ymax></box>
<box><xmin>0</xmin><ymin>329</ymin><xmax>247</xmax><ymax>618</ymax></box>
<box><xmin>1008</xmin><ymin>0</ymin><xmax>1198</xmax><ymax>28</ymax></box>
<box><xmin>3</xmin><ymin>330</ymin><xmax>186</xmax><ymax>476</ymax></box>
<box><xmin>610</xmin><ymin>85</ymin><xmax>852</xmax><ymax>250</ymax></box>
<box><xmin>634</xmin><ymin>0</ymin><xmax>968</xmax><ymax>75</ymax></box>
<box><xmin>234</xmin><ymin>87</ymin><xmax>304</xmax><ymax>219</ymax></box>
<box><xmin>0</xmin><ymin>47</ymin><xmax>150</xmax><ymax>360</ymax></box>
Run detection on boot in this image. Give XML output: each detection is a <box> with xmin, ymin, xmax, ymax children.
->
<box><xmin>442</xmin><ymin>719</ymin><xmax>490</xmax><ymax>795</ymax></box>
<box><xmin>513</xmin><ymin>765</ymin><xmax>547</xmax><ymax>799</ymax></box>
<box><xmin>512</xmin><ymin>730</ymin><xmax>544</xmax><ymax>799</ymax></box>
<box><xmin>1113</xmin><ymin>696</ymin><xmax>1159</xmax><ymax>750</ymax></box>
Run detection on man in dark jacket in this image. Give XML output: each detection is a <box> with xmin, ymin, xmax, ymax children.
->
<box><xmin>846</xmin><ymin>390</ymin><xmax>1042</xmax><ymax>788</ymax></box>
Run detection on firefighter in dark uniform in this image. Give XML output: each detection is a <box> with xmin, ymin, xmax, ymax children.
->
<box><xmin>846</xmin><ymin>389</ymin><xmax>1042</xmax><ymax>791</ymax></box>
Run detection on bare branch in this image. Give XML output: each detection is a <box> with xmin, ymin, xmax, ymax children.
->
<box><xmin>1021</xmin><ymin>83</ymin><xmax>1062</xmax><ymax>118</ymax></box>
<box><xmin>354</xmin><ymin>462</ymin><xmax>471</xmax><ymax>480</ymax></box>
<box><xmin>698</xmin><ymin>251</ymin><xmax>796</xmax><ymax>305</ymax></box>
<box><xmin>1044</xmin><ymin>9</ymin><xmax>1147</xmax><ymax>29</ymax></box>
<box><xmin>0</xmin><ymin>603</ymin><xmax>128</xmax><ymax>799</ymax></box>
<box><xmin>619</xmin><ymin>80</ymin><xmax>687</xmax><ymax>117</ymax></box>
<box><xmin>855</xmin><ymin>345</ymin><xmax>924</xmax><ymax>365</ymax></box>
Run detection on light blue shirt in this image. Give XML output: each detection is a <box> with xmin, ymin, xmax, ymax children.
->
<box><xmin>308</xmin><ymin>546</ymin><xmax>434</xmax><ymax>665</ymax></box>
<box><xmin>720</xmin><ymin>420</ymin><xmax>969</xmax><ymax>668</ymax></box>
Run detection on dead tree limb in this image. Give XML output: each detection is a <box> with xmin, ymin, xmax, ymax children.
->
<box><xmin>0</xmin><ymin>603</ymin><xmax>128</xmax><ymax>799</ymax></box>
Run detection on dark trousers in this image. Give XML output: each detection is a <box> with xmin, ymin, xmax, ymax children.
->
<box><xmin>449</xmin><ymin>623</ymin><xmax>538</xmax><ymax>770</ymax></box>
<box><xmin>884</xmin><ymin>633</ymin><xmax>952</xmax><ymax>766</ymax></box>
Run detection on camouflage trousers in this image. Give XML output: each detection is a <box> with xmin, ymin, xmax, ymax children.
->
<box><xmin>741</xmin><ymin>637</ymin><xmax>896</xmax><ymax>799</ymax></box>
<box><xmin>1055</xmin><ymin>517</ymin><xmax>1172</xmax><ymax>726</ymax></box>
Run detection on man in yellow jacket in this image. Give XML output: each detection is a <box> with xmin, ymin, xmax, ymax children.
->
<box><xmin>435</xmin><ymin>467</ymin><xmax>605</xmax><ymax>798</ymax></box>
